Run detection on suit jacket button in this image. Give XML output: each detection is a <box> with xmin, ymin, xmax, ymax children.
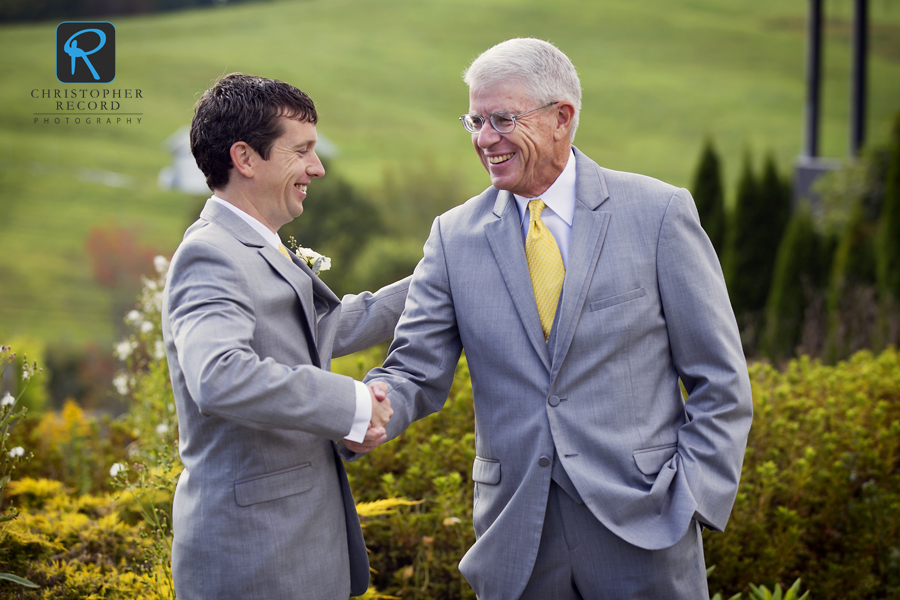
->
<box><xmin>548</xmin><ymin>395</ymin><xmax>560</xmax><ymax>407</ymax></box>
<box><xmin>539</xmin><ymin>456</ymin><xmax>551</xmax><ymax>467</ymax></box>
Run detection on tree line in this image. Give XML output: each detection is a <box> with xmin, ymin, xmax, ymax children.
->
<box><xmin>693</xmin><ymin>111</ymin><xmax>900</xmax><ymax>364</ymax></box>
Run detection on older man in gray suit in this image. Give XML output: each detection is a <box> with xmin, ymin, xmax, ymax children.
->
<box><xmin>162</xmin><ymin>73</ymin><xmax>408</xmax><ymax>600</ymax></box>
<box><xmin>349</xmin><ymin>39</ymin><xmax>753</xmax><ymax>599</ymax></box>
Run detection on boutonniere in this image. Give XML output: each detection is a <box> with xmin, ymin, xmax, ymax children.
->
<box><xmin>287</xmin><ymin>236</ymin><xmax>332</xmax><ymax>275</ymax></box>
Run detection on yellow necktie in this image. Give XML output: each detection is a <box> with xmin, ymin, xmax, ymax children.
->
<box><xmin>525</xmin><ymin>199</ymin><xmax>565</xmax><ymax>341</ymax></box>
<box><xmin>277</xmin><ymin>244</ymin><xmax>292</xmax><ymax>260</ymax></box>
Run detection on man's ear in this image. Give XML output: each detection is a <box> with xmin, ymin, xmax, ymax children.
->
<box><xmin>554</xmin><ymin>102</ymin><xmax>575</xmax><ymax>142</ymax></box>
<box><xmin>229</xmin><ymin>141</ymin><xmax>255</xmax><ymax>179</ymax></box>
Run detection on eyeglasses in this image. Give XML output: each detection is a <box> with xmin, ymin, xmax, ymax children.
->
<box><xmin>459</xmin><ymin>101</ymin><xmax>558</xmax><ymax>134</ymax></box>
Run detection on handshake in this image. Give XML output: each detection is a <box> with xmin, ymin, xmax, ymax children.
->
<box><xmin>344</xmin><ymin>381</ymin><xmax>393</xmax><ymax>454</ymax></box>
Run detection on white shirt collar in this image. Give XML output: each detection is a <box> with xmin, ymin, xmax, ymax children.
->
<box><xmin>210</xmin><ymin>195</ymin><xmax>284</xmax><ymax>250</ymax></box>
<box><xmin>514</xmin><ymin>149</ymin><xmax>576</xmax><ymax>227</ymax></box>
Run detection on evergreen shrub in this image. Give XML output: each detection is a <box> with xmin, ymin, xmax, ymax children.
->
<box><xmin>762</xmin><ymin>205</ymin><xmax>828</xmax><ymax>363</ymax></box>
<box><xmin>724</xmin><ymin>151</ymin><xmax>791</xmax><ymax>352</ymax></box>
<box><xmin>691</xmin><ymin>138</ymin><xmax>727</xmax><ymax>257</ymax></box>
<box><xmin>876</xmin><ymin>112</ymin><xmax>900</xmax><ymax>306</ymax></box>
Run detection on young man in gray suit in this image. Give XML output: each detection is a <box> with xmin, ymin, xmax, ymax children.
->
<box><xmin>162</xmin><ymin>73</ymin><xmax>408</xmax><ymax>600</ymax></box>
<box><xmin>348</xmin><ymin>39</ymin><xmax>753</xmax><ymax>599</ymax></box>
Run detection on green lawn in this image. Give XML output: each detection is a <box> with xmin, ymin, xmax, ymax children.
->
<box><xmin>1</xmin><ymin>0</ymin><xmax>899</xmax><ymax>345</ymax></box>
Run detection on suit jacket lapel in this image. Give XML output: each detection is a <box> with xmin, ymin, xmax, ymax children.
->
<box><xmin>551</xmin><ymin>150</ymin><xmax>611</xmax><ymax>377</ymax></box>
<box><xmin>484</xmin><ymin>190</ymin><xmax>552</xmax><ymax>370</ymax></box>
<box><xmin>199</xmin><ymin>200</ymin><xmax>323</xmax><ymax>366</ymax></box>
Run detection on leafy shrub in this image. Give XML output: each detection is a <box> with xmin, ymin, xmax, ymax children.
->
<box><xmin>8</xmin><ymin>400</ymin><xmax>132</xmax><ymax>497</ymax></box>
<box><xmin>705</xmin><ymin>348</ymin><xmax>900</xmax><ymax>599</ymax></box>
<box><xmin>0</xmin><ymin>477</ymin><xmax>168</xmax><ymax>599</ymax></box>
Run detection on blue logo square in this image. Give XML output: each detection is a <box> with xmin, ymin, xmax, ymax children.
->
<box><xmin>57</xmin><ymin>22</ymin><xmax>116</xmax><ymax>84</ymax></box>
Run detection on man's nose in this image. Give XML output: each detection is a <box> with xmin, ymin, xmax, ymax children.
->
<box><xmin>476</xmin><ymin>124</ymin><xmax>502</xmax><ymax>148</ymax></box>
<box><xmin>309</xmin><ymin>151</ymin><xmax>325</xmax><ymax>178</ymax></box>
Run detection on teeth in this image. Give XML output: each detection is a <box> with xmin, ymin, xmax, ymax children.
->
<box><xmin>487</xmin><ymin>153</ymin><xmax>514</xmax><ymax>164</ymax></box>
<box><xmin>296</xmin><ymin>184</ymin><xmax>307</xmax><ymax>192</ymax></box>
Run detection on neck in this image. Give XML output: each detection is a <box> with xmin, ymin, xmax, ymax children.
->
<box><xmin>215</xmin><ymin>185</ymin><xmax>279</xmax><ymax>234</ymax></box>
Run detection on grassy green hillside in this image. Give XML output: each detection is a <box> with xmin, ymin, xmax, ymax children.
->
<box><xmin>1</xmin><ymin>0</ymin><xmax>899</xmax><ymax>345</ymax></box>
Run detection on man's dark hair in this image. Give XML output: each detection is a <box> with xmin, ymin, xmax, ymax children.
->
<box><xmin>190</xmin><ymin>73</ymin><xmax>318</xmax><ymax>190</ymax></box>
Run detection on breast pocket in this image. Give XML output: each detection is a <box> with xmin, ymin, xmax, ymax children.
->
<box><xmin>589</xmin><ymin>288</ymin><xmax>646</xmax><ymax>312</ymax></box>
<box><xmin>234</xmin><ymin>462</ymin><xmax>314</xmax><ymax>507</ymax></box>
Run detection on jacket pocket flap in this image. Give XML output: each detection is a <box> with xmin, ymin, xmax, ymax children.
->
<box><xmin>472</xmin><ymin>457</ymin><xmax>501</xmax><ymax>485</ymax></box>
<box><xmin>632</xmin><ymin>444</ymin><xmax>678</xmax><ymax>476</ymax></box>
<box><xmin>234</xmin><ymin>463</ymin><xmax>313</xmax><ymax>507</ymax></box>
<box><xmin>589</xmin><ymin>288</ymin><xmax>646</xmax><ymax>311</ymax></box>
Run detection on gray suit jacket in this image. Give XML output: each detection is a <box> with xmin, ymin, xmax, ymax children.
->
<box><xmin>163</xmin><ymin>199</ymin><xmax>409</xmax><ymax>600</ymax></box>
<box><xmin>362</xmin><ymin>148</ymin><xmax>752</xmax><ymax>600</ymax></box>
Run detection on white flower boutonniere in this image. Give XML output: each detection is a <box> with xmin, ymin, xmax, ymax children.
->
<box><xmin>295</xmin><ymin>246</ymin><xmax>332</xmax><ymax>276</ymax></box>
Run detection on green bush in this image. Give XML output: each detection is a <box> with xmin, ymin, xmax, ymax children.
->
<box><xmin>704</xmin><ymin>348</ymin><xmax>900</xmax><ymax>599</ymax></box>
<box><xmin>0</xmin><ymin>477</ymin><xmax>170</xmax><ymax>600</ymax></box>
<box><xmin>8</xmin><ymin>400</ymin><xmax>133</xmax><ymax>497</ymax></box>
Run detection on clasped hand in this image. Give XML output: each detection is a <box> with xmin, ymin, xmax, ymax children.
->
<box><xmin>344</xmin><ymin>381</ymin><xmax>392</xmax><ymax>454</ymax></box>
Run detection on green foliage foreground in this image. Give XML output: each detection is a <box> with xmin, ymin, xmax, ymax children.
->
<box><xmin>2</xmin><ymin>263</ymin><xmax>900</xmax><ymax>598</ymax></box>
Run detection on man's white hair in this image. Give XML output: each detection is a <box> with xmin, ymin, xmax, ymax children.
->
<box><xmin>463</xmin><ymin>38</ymin><xmax>582</xmax><ymax>142</ymax></box>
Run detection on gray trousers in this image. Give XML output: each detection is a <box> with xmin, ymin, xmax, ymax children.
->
<box><xmin>517</xmin><ymin>482</ymin><xmax>709</xmax><ymax>600</ymax></box>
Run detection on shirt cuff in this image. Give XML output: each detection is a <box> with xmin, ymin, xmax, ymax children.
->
<box><xmin>344</xmin><ymin>381</ymin><xmax>372</xmax><ymax>443</ymax></box>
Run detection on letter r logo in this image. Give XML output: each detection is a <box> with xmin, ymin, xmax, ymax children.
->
<box><xmin>57</xmin><ymin>22</ymin><xmax>116</xmax><ymax>84</ymax></box>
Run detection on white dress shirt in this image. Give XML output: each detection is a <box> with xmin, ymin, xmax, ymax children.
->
<box><xmin>210</xmin><ymin>196</ymin><xmax>371</xmax><ymax>443</ymax></box>
<box><xmin>513</xmin><ymin>149</ymin><xmax>577</xmax><ymax>269</ymax></box>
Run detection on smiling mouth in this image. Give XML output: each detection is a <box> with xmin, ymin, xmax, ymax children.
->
<box><xmin>487</xmin><ymin>153</ymin><xmax>514</xmax><ymax>165</ymax></box>
<box><xmin>295</xmin><ymin>184</ymin><xmax>308</xmax><ymax>193</ymax></box>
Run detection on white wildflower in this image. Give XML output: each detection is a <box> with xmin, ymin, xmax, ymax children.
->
<box><xmin>154</xmin><ymin>255</ymin><xmax>169</xmax><ymax>275</ymax></box>
<box><xmin>153</xmin><ymin>340</ymin><xmax>166</xmax><ymax>361</ymax></box>
<box><xmin>125</xmin><ymin>310</ymin><xmax>141</xmax><ymax>324</ymax></box>
<box><xmin>115</xmin><ymin>339</ymin><xmax>135</xmax><ymax>360</ymax></box>
<box><xmin>156</xmin><ymin>423</ymin><xmax>169</xmax><ymax>435</ymax></box>
<box><xmin>140</xmin><ymin>321</ymin><xmax>154</xmax><ymax>334</ymax></box>
<box><xmin>109</xmin><ymin>462</ymin><xmax>126</xmax><ymax>477</ymax></box>
<box><xmin>9</xmin><ymin>446</ymin><xmax>24</xmax><ymax>458</ymax></box>
<box><xmin>113</xmin><ymin>373</ymin><xmax>130</xmax><ymax>395</ymax></box>
<box><xmin>1</xmin><ymin>393</ymin><xmax>14</xmax><ymax>407</ymax></box>
<box><xmin>21</xmin><ymin>366</ymin><xmax>31</xmax><ymax>381</ymax></box>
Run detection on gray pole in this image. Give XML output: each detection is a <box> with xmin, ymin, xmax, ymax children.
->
<box><xmin>850</xmin><ymin>0</ymin><xmax>868</xmax><ymax>157</ymax></box>
<box><xmin>802</xmin><ymin>0</ymin><xmax>823</xmax><ymax>158</ymax></box>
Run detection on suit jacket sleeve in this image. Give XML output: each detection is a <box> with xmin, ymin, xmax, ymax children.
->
<box><xmin>332</xmin><ymin>276</ymin><xmax>411</xmax><ymax>358</ymax></box>
<box><xmin>166</xmin><ymin>237</ymin><xmax>357</xmax><ymax>440</ymax></box>
<box><xmin>659</xmin><ymin>188</ymin><xmax>753</xmax><ymax>531</ymax></box>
